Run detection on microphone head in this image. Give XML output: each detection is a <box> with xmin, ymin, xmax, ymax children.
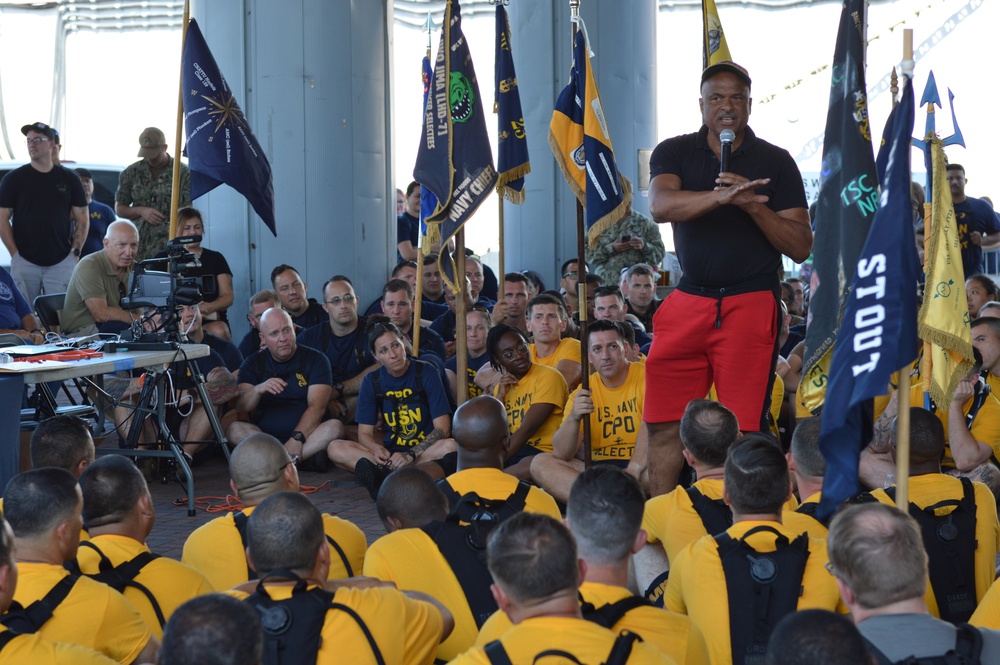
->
<box><xmin>720</xmin><ymin>129</ymin><xmax>735</xmax><ymax>144</ymax></box>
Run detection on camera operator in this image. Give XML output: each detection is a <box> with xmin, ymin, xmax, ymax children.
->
<box><xmin>62</xmin><ymin>220</ymin><xmax>141</xmax><ymax>335</ymax></box>
<box><xmin>154</xmin><ymin>207</ymin><xmax>235</xmax><ymax>341</ymax></box>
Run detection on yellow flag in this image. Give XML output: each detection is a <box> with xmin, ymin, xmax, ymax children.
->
<box><xmin>917</xmin><ymin>134</ymin><xmax>974</xmax><ymax>407</ymax></box>
<box><xmin>703</xmin><ymin>0</ymin><xmax>733</xmax><ymax>68</ymax></box>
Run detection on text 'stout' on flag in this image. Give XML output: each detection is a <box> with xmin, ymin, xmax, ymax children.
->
<box><xmin>800</xmin><ymin>0</ymin><xmax>878</xmax><ymax>414</ymax></box>
<box><xmin>548</xmin><ymin>19</ymin><xmax>632</xmax><ymax>249</ymax></box>
<box><xmin>817</xmin><ymin>76</ymin><xmax>919</xmax><ymax>520</ymax></box>
<box><xmin>413</xmin><ymin>0</ymin><xmax>497</xmax><ymax>291</ymax></box>
<box><xmin>182</xmin><ymin>19</ymin><xmax>276</xmax><ymax>236</ymax></box>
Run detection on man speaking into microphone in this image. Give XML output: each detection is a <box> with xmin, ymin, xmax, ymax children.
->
<box><xmin>644</xmin><ymin>61</ymin><xmax>812</xmax><ymax>495</ymax></box>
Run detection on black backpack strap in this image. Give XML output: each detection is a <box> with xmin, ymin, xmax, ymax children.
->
<box><xmin>507</xmin><ymin>480</ymin><xmax>531</xmax><ymax>513</ymax></box>
<box><xmin>687</xmin><ymin>486</ymin><xmax>734</xmax><ymax>535</ymax></box>
<box><xmin>951</xmin><ymin>623</ymin><xmax>984</xmax><ymax>663</ymax></box>
<box><xmin>0</xmin><ymin>630</ymin><xmax>19</xmax><ymax>652</ymax></box>
<box><xmin>420</xmin><ymin>520</ymin><xmax>498</xmax><ymax>628</ymax></box>
<box><xmin>794</xmin><ymin>501</ymin><xmax>831</xmax><ymax>529</ymax></box>
<box><xmin>861</xmin><ymin>636</ymin><xmax>895</xmax><ymax>665</ymax></box>
<box><xmin>0</xmin><ymin>575</ymin><xmax>78</xmax><ymax>634</ymax></box>
<box><xmin>530</xmin><ymin>651</ymin><xmax>585</xmax><ymax>664</ymax></box>
<box><xmin>484</xmin><ymin>640</ymin><xmax>514</xmax><ymax>665</ymax></box>
<box><xmin>233</xmin><ymin>511</ymin><xmax>258</xmax><ymax>581</ymax></box>
<box><xmin>605</xmin><ymin>630</ymin><xmax>642</xmax><ymax>665</ymax></box>
<box><xmin>715</xmin><ymin>525</ymin><xmax>810</xmax><ymax>665</ymax></box>
<box><xmin>580</xmin><ymin>595</ymin><xmax>654</xmax><ymax>629</ymax></box>
<box><xmin>75</xmin><ymin>541</ymin><xmax>166</xmax><ymax>628</ymax></box>
<box><xmin>324</xmin><ymin>534</ymin><xmax>353</xmax><ymax>578</ymax></box>
<box><xmin>436</xmin><ymin>478</ymin><xmax>463</xmax><ymax>512</ymax></box>
<box><xmin>328</xmin><ymin>602</ymin><xmax>386</xmax><ymax>665</ymax></box>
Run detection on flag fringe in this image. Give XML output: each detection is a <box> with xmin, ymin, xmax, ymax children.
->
<box><xmin>548</xmin><ymin>129</ymin><xmax>586</xmax><ymax>204</ymax></box>
<box><xmin>585</xmin><ymin>176</ymin><xmax>633</xmax><ymax>249</ymax></box>
<box><xmin>496</xmin><ymin>162</ymin><xmax>531</xmax><ymax>204</ymax></box>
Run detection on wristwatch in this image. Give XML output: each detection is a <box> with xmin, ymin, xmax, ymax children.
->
<box><xmin>290</xmin><ymin>431</ymin><xmax>306</xmax><ymax>443</ymax></box>
<box><xmin>334</xmin><ymin>382</ymin><xmax>344</xmax><ymax>395</ymax></box>
<box><xmin>71</xmin><ymin>247</ymin><xmax>82</xmax><ymax>257</ymax></box>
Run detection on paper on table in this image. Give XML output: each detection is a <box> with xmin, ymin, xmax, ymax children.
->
<box><xmin>0</xmin><ymin>360</ymin><xmax>71</xmax><ymax>372</ymax></box>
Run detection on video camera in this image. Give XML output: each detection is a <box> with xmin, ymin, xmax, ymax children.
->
<box><xmin>121</xmin><ymin>235</ymin><xmax>217</xmax><ymax>310</ymax></box>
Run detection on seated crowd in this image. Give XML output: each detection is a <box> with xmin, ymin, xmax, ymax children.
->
<box><xmin>9</xmin><ymin>215</ymin><xmax>1000</xmax><ymax>664</ymax></box>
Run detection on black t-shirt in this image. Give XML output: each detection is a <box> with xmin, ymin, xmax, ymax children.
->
<box><xmin>0</xmin><ymin>164</ymin><xmax>87</xmax><ymax>266</ymax></box>
<box><xmin>296</xmin><ymin>320</ymin><xmax>376</xmax><ymax>384</ymax></box>
<box><xmin>648</xmin><ymin>126</ymin><xmax>807</xmax><ymax>289</ymax></box>
<box><xmin>396</xmin><ymin>211</ymin><xmax>419</xmax><ymax>262</ymax></box>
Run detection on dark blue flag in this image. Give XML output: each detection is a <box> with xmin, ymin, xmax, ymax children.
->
<box><xmin>874</xmin><ymin>106</ymin><xmax>896</xmax><ymax>186</ymax></box>
<box><xmin>817</xmin><ymin>76</ymin><xmax>919</xmax><ymax>521</ymax></box>
<box><xmin>801</xmin><ymin>0</ymin><xmax>878</xmax><ymax>410</ymax></box>
<box><xmin>420</xmin><ymin>54</ymin><xmax>438</xmax><ymax>237</ymax></box>
<box><xmin>494</xmin><ymin>4</ymin><xmax>530</xmax><ymax>204</ymax></box>
<box><xmin>182</xmin><ymin>19</ymin><xmax>276</xmax><ymax>236</ymax></box>
<box><xmin>414</xmin><ymin>0</ymin><xmax>497</xmax><ymax>291</ymax></box>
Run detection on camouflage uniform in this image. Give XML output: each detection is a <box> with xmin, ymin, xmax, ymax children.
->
<box><xmin>115</xmin><ymin>156</ymin><xmax>191</xmax><ymax>263</ymax></box>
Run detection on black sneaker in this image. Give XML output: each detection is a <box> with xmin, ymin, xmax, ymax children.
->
<box><xmin>354</xmin><ymin>458</ymin><xmax>384</xmax><ymax>500</ymax></box>
<box><xmin>300</xmin><ymin>452</ymin><xmax>331</xmax><ymax>474</ymax></box>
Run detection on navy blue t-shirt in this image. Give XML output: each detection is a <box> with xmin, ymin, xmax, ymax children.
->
<box><xmin>238</xmin><ymin>345</ymin><xmax>332</xmax><ymax>441</ymax></box>
<box><xmin>202</xmin><ymin>333</ymin><xmax>243</xmax><ymax>372</ymax></box>
<box><xmin>0</xmin><ymin>267</ymin><xmax>31</xmax><ymax>329</ymax></box>
<box><xmin>955</xmin><ymin>196</ymin><xmax>1000</xmax><ymax>278</ymax></box>
<box><xmin>396</xmin><ymin>211</ymin><xmax>419</xmax><ymax>262</ymax></box>
<box><xmin>296</xmin><ymin>321</ymin><xmax>376</xmax><ymax>384</ymax></box>
<box><xmin>172</xmin><ymin>349</ymin><xmax>226</xmax><ymax>391</ymax></box>
<box><xmin>81</xmin><ymin>200</ymin><xmax>116</xmax><ymax>256</ymax></box>
<box><xmin>445</xmin><ymin>352</ymin><xmax>490</xmax><ymax>399</ymax></box>
<box><xmin>356</xmin><ymin>358</ymin><xmax>452</xmax><ymax>449</ymax></box>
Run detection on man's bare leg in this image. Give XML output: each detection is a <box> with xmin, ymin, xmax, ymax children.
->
<box><xmin>646</xmin><ymin>420</ymin><xmax>684</xmax><ymax>496</ymax></box>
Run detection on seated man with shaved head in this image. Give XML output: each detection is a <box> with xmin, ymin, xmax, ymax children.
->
<box><xmin>243</xmin><ymin>491</ymin><xmax>452</xmax><ymax>665</ymax></box>
<box><xmin>75</xmin><ymin>456</ymin><xmax>214</xmax><ymax>638</ymax></box>
<box><xmin>229</xmin><ymin>307</ymin><xmax>343</xmax><ymax>470</ymax></box>
<box><xmin>182</xmin><ymin>433</ymin><xmax>367</xmax><ymax>590</ymax></box>
<box><xmin>438</xmin><ymin>395</ymin><xmax>560</xmax><ymax>518</ymax></box>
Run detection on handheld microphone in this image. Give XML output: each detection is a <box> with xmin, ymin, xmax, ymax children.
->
<box><xmin>719</xmin><ymin>129</ymin><xmax>735</xmax><ymax>185</ymax></box>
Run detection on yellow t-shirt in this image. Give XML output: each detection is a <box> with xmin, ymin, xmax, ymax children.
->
<box><xmin>13</xmin><ymin>562</ymin><xmax>153</xmax><ymax>663</ymax></box>
<box><xmin>665</xmin><ymin>520</ymin><xmax>847</xmax><ymax>665</ymax></box>
<box><xmin>258</xmin><ymin>582</ymin><xmax>443</xmax><ymax>665</ymax></box>
<box><xmin>475</xmin><ymin>581</ymin><xmax>709</xmax><ymax>664</ymax></box>
<box><xmin>783</xmin><ymin>491</ymin><xmax>828</xmax><ymax>538</ymax></box>
<box><xmin>971</xmin><ymin>577</ymin><xmax>1000</xmax><ymax>629</ymax></box>
<box><xmin>495</xmin><ymin>363</ymin><xmax>568</xmax><ymax>453</ymax></box>
<box><xmin>564</xmin><ymin>362</ymin><xmax>646</xmax><ymax>461</ymax></box>
<box><xmin>444</xmin><ymin>467</ymin><xmax>561</xmax><ymax>519</ymax></box>
<box><xmin>182</xmin><ymin>505</ymin><xmax>368</xmax><ymax>590</ymax></box>
<box><xmin>363</xmin><ymin>527</ymin><xmax>477</xmax><ymax>661</ymax></box>
<box><xmin>530</xmin><ymin>338</ymin><xmax>581</xmax><ymax>367</ymax></box>
<box><xmin>76</xmin><ymin>534</ymin><xmax>215</xmax><ymax>638</ymax></box>
<box><xmin>0</xmin><ymin>625</ymin><xmax>117</xmax><ymax>665</ymax></box>
<box><xmin>450</xmin><ymin>615</ymin><xmax>671</xmax><ymax>664</ymax></box>
<box><xmin>870</xmin><ymin>474</ymin><xmax>1000</xmax><ymax>618</ymax></box>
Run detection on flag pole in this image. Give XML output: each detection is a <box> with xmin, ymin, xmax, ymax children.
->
<box><xmin>456</xmin><ymin>236</ymin><xmax>469</xmax><ymax>404</ymax></box>
<box><xmin>412</xmin><ymin>16</ymin><xmax>435</xmax><ymax>360</ymax></box>
<box><xmin>894</xmin><ymin>29</ymin><xmax>915</xmax><ymax>510</ymax></box>
<box><xmin>568</xmin><ymin>0</ymin><xmax>592</xmax><ymax>468</ymax></box>
<box><xmin>169</xmin><ymin>0</ymin><xmax>191</xmax><ymax>241</ymax></box>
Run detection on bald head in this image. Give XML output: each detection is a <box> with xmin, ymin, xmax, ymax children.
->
<box><xmin>258</xmin><ymin>307</ymin><xmax>296</xmax><ymax>361</ymax></box>
<box><xmin>229</xmin><ymin>433</ymin><xmax>297</xmax><ymax>504</ymax></box>
<box><xmin>452</xmin><ymin>395</ymin><xmax>510</xmax><ymax>469</ymax></box>
<box><xmin>106</xmin><ymin>219</ymin><xmax>138</xmax><ymax>241</ymax></box>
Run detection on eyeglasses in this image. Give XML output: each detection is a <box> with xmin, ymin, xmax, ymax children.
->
<box><xmin>562</xmin><ymin>271</ymin><xmax>579</xmax><ymax>279</ymax></box>
<box><xmin>325</xmin><ymin>294</ymin><xmax>356</xmax><ymax>305</ymax></box>
<box><xmin>499</xmin><ymin>343</ymin><xmax>530</xmax><ymax>361</ymax></box>
<box><xmin>26</xmin><ymin>137</ymin><xmax>51</xmax><ymax>145</ymax></box>
<box><xmin>824</xmin><ymin>561</ymin><xmax>839</xmax><ymax>578</ymax></box>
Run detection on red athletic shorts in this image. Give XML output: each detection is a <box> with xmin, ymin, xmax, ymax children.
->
<box><xmin>644</xmin><ymin>288</ymin><xmax>779</xmax><ymax>431</ymax></box>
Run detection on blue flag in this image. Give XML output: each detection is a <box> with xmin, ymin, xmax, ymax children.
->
<box><xmin>182</xmin><ymin>19</ymin><xmax>276</xmax><ymax>236</ymax></box>
<box><xmin>419</xmin><ymin>54</ymin><xmax>438</xmax><ymax>237</ymax></box>
<box><xmin>413</xmin><ymin>0</ymin><xmax>497</xmax><ymax>290</ymax></box>
<box><xmin>801</xmin><ymin>0</ymin><xmax>879</xmax><ymax>412</ymax></box>
<box><xmin>549</xmin><ymin>20</ymin><xmax>632</xmax><ymax>247</ymax></box>
<box><xmin>494</xmin><ymin>4</ymin><xmax>530</xmax><ymax>204</ymax></box>
<box><xmin>817</xmin><ymin>77</ymin><xmax>919</xmax><ymax>521</ymax></box>
<box><xmin>874</xmin><ymin>100</ymin><xmax>897</xmax><ymax>185</ymax></box>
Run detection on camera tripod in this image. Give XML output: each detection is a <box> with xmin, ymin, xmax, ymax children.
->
<box><xmin>103</xmin><ymin>308</ymin><xmax>230</xmax><ymax>516</ymax></box>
